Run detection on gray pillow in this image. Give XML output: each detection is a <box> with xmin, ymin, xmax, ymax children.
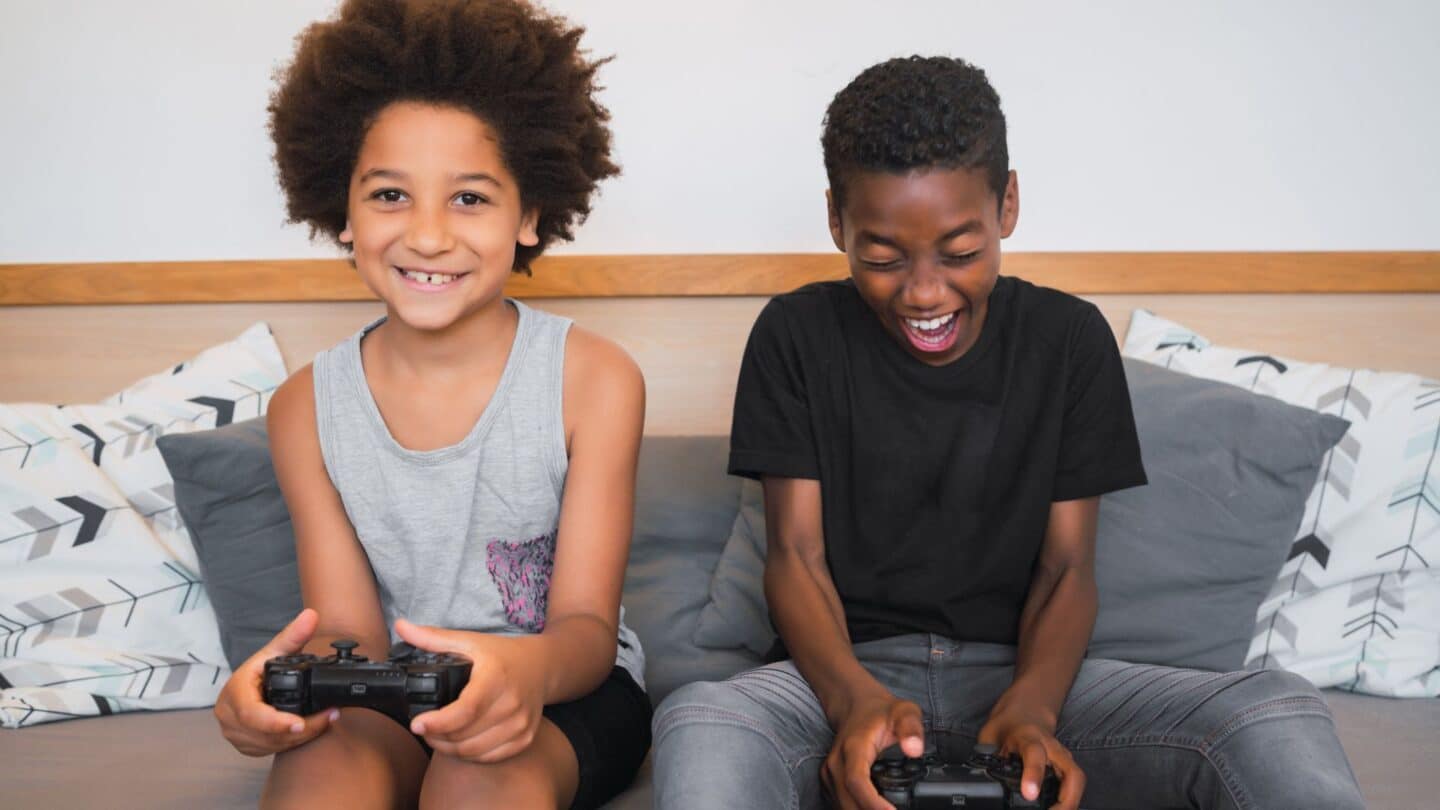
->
<box><xmin>691</xmin><ymin>479</ymin><xmax>770</xmax><ymax>654</ymax></box>
<box><xmin>157</xmin><ymin>418</ymin><xmax>302</xmax><ymax>669</ymax></box>
<box><xmin>159</xmin><ymin>425</ymin><xmax>761</xmax><ymax>695</ymax></box>
<box><xmin>692</xmin><ymin>358</ymin><xmax>1351</xmax><ymax>672</ymax></box>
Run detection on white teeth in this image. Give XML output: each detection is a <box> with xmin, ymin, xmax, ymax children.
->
<box><xmin>401</xmin><ymin>268</ymin><xmax>458</xmax><ymax>286</ymax></box>
<box><xmin>904</xmin><ymin>312</ymin><xmax>957</xmax><ymax>331</ymax></box>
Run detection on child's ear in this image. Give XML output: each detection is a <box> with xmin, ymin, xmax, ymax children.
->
<box><xmin>517</xmin><ymin>208</ymin><xmax>540</xmax><ymax>248</ymax></box>
<box><xmin>338</xmin><ymin>222</ymin><xmax>354</xmax><ymax>245</ymax></box>
<box><xmin>826</xmin><ymin>189</ymin><xmax>845</xmax><ymax>253</ymax></box>
<box><xmin>999</xmin><ymin>170</ymin><xmax>1020</xmax><ymax>239</ymax></box>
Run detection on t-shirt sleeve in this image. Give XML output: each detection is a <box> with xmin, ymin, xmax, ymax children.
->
<box><xmin>1051</xmin><ymin>305</ymin><xmax>1148</xmax><ymax>501</ymax></box>
<box><xmin>728</xmin><ymin>298</ymin><xmax>820</xmax><ymax>480</ymax></box>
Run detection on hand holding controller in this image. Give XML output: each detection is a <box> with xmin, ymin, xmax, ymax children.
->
<box><xmin>263</xmin><ymin>639</ymin><xmax>472</xmax><ymax>729</ymax></box>
<box><xmin>871</xmin><ymin>742</ymin><xmax>1060</xmax><ymax>809</ymax></box>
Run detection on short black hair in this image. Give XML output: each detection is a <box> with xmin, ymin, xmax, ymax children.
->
<box><xmin>268</xmin><ymin>0</ymin><xmax>618</xmax><ymax>272</ymax></box>
<box><xmin>822</xmin><ymin>56</ymin><xmax>1008</xmax><ymax>209</ymax></box>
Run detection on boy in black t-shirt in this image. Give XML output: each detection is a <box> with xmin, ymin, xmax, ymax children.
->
<box><xmin>652</xmin><ymin>57</ymin><xmax>1363</xmax><ymax>810</ymax></box>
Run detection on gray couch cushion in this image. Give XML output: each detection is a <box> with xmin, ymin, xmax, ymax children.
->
<box><xmin>620</xmin><ymin>437</ymin><xmax>763</xmax><ymax>704</ymax></box>
<box><xmin>690</xmin><ymin>478</ymin><xmax>770</xmax><ymax>655</ymax></box>
<box><xmin>157</xmin><ymin>419</ymin><xmax>302</xmax><ymax>669</ymax></box>
<box><xmin>693</xmin><ymin>359</ymin><xmax>1351</xmax><ymax>672</ymax></box>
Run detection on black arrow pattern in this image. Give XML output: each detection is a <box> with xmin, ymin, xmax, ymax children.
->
<box><xmin>1288</xmin><ymin>533</ymin><xmax>1332</xmax><ymax>568</ymax></box>
<box><xmin>55</xmin><ymin>496</ymin><xmax>110</xmax><ymax>547</ymax></box>
<box><xmin>185</xmin><ymin>396</ymin><xmax>236</xmax><ymax>428</ymax></box>
<box><xmin>69</xmin><ymin>423</ymin><xmax>106</xmax><ymax>465</ymax></box>
<box><xmin>1235</xmin><ymin>355</ymin><xmax>1289</xmax><ymax>390</ymax></box>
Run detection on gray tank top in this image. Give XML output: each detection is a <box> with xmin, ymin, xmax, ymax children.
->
<box><xmin>311</xmin><ymin>300</ymin><xmax>644</xmax><ymax>687</ymax></box>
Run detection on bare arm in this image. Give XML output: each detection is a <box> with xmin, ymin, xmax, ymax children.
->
<box><xmin>763</xmin><ymin>476</ymin><xmax>925</xmax><ymax>810</ymax></box>
<box><xmin>267</xmin><ymin>366</ymin><xmax>390</xmax><ymax>658</ymax></box>
<box><xmin>529</xmin><ymin>326</ymin><xmax>646</xmax><ymax>703</ymax></box>
<box><xmin>213</xmin><ymin>365</ymin><xmax>389</xmax><ymax>755</ymax></box>
<box><xmin>978</xmin><ymin>496</ymin><xmax>1100</xmax><ymax>810</ymax></box>
<box><xmin>762</xmin><ymin>477</ymin><xmax>885</xmax><ymax>722</ymax></box>
<box><xmin>992</xmin><ymin>496</ymin><xmax>1099</xmax><ymax>730</ymax></box>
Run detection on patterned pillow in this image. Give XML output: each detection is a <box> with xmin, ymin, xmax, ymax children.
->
<box><xmin>0</xmin><ymin>323</ymin><xmax>286</xmax><ymax>728</ymax></box>
<box><xmin>1123</xmin><ymin>310</ymin><xmax>1440</xmax><ymax>697</ymax></box>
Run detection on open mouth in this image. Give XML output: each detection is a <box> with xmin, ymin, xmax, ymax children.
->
<box><xmin>394</xmin><ymin>266</ymin><xmax>470</xmax><ymax>291</ymax></box>
<box><xmin>899</xmin><ymin>310</ymin><xmax>961</xmax><ymax>353</ymax></box>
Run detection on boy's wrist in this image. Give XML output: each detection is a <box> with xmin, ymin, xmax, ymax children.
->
<box><xmin>988</xmin><ymin>682</ymin><xmax>1059</xmax><ymax>732</ymax></box>
<box><xmin>814</xmin><ymin>665</ymin><xmax>891</xmax><ymax>727</ymax></box>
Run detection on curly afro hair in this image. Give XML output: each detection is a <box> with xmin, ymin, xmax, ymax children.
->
<box><xmin>822</xmin><ymin>56</ymin><xmax>1007</xmax><ymax>211</ymax></box>
<box><xmin>268</xmin><ymin>0</ymin><xmax>618</xmax><ymax>272</ymax></box>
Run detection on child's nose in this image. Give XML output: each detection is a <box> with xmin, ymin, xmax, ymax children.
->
<box><xmin>902</xmin><ymin>260</ymin><xmax>947</xmax><ymax>310</ymax></box>
<box><xmin>403</xmin><ymin>203</ymin><xmax>455</xmax><ymax>256</ymax></box>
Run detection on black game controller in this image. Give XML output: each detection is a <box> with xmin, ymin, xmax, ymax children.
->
<box><xmin>871</xmin><ymin>742</ymin><xmax>1061</xmax><ymax>809</ymax></box>
<box><xmin>263</xmin><ymin>640</ymin><xmax>471</xmax><ymax>728</ymax></box>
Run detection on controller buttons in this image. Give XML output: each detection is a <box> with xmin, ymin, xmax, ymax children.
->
<box><xmin>408</xmin><ymin>674</ymin><xmax>439</xmax><ymax>695</ymax></box>
<box><xmin>268</xmin><ymin>673</ymin><xmax>301</xmax><ymax>691</ymax></box>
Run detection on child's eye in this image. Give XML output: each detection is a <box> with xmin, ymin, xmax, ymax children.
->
<box><xmin>454</xmin><ymin>192</ymin><xmax>490</xmax><ymax>207</ymax></box>
<box><xmin>861</xmin><ymin>257</ymin><xmax>902</xmax><ymax>271</ymax></box>
<box><xmin>370</xmin><ymin>189</ymin><xmax>407</xmax><ymax>204</ymax></box>
<box><xmin>942</xmin><ymin>252</ymin><xmax>979</xmax><ymax>266</ymax></box>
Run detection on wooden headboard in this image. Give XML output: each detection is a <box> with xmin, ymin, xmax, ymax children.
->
<box><xmin>3</xmin><ymin>253</ymin><xmax>1437</xmax><ymax>435</ymax></box>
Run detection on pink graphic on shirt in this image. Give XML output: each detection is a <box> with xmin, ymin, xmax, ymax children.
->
<box><xmin>485</xmin><ymin>532</ymin><xmax>556</xmax><ymax>633</ymax></box>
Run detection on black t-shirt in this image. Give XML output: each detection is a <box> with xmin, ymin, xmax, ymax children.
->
<box><xmin>728</xmin><ymin>276</ymin><xmax>1147</xmax><ymax>646</ymax></box>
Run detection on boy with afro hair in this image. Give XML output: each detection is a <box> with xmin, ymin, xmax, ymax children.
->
<box><xmin>213</xmin><ymin>2</ymin><xmax>651</xmax><ymax>808</ymax></box>
<box><xmin>652</xmin><ymin>56</ymin><xmax>1364</xmax><ymax>810</ymax></box>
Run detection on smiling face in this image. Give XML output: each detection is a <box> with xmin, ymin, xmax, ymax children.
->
<box><xmin>829</xmin><ymin>166</ymin><xmax>1019</xmax><ymax>366</ymax></box>
<box><xmin>341</xmin><ymin>102</ymin><xmax>539</xmax><ymax>332</ymax></box>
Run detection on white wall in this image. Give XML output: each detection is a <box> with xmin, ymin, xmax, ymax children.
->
<box><xmin>2</xmin><ymin>0</ymin><xmax>1436</xmax><ymax>262</ymax></box>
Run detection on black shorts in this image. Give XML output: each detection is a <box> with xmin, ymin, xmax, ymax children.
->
<box><xmin>410</xmin><ymin>666</ymin><xmax>652</xmax><ymax>809</ymax></box>
<box><xmin>543</xmin><ymin>666</ymin><xmax>652</xmax><ymax>809</ymax></box>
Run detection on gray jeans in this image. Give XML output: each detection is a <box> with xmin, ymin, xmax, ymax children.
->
<box><xmin>651</xmin><ymin>634</ymin><xmax>1364</xmax><ymax>809</ymax></box>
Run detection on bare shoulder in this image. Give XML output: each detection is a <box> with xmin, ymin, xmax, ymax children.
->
<box><xmin>266</xmin><ymin>364</ymin><xmax>318</xmax><ymax>453</ymax></box>
<box><xmin>563</xmin><ymin>325</ymin><xmax>644</xmax><ymax>401</ymax></box>
<box><xmin>562</xmin><ymin>326</ymin><xmax>644</xmax><ymax>435</ymax></box>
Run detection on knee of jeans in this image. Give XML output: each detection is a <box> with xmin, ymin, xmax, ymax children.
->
<box><xmin>1206</xmin><ymin>669</ymin><xmax>1332</xmax><ymax>747</ymax></box>
<box><xmin>652</xmin><ymin>680</ymin><xmax>765</xmax><ymax>740</ymax></box>
<box><xmin>1233</xmin><ymin>669</ymin><xmax>1326</xmax><ymax>708</ymax></box>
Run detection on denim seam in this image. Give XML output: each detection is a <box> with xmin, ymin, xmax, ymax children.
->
<box><xmin>1069</xmin><ymin>666</ymin><xmax>1195</xmax><ymax>739</ymax></box>
<box><xmin>1160</xmin><ymin>670</ymin><xmax>1268</xmax><ymax>737</ymax></box>
<box><xmin>1200</xmin><ymin>696</ymin><xmax>1332</xmax><ymax>750</ymax></box>
<box><xmin>1104</xmin><ymin>668</ymin><xmax>1219</xmax><ymax>736</ymax></box>
<box><xmin>1060</xmin><ymin>664</ymin><xmax>1167</xmax><ymax>733</ymax></box>
<box><xmin>1120</xmin><ymin>671</ymin><xmax>1233</xmax><ymax>738</ymax></box>
<box><xmin>1207</xmin><ymin>746</ymin><xmax>1255</xmax><ymax>810</ymax></box>
<box><xmin>1063</xmin><ymin>733</ymin><xmax>1204</xmax><ymax>751</ymax></box>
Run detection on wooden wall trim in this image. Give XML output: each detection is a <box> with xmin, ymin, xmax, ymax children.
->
<box><xmin>2</xmin><ymin>252</ymin><xmax>1438</xmax><ymax>305</ymax></box>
